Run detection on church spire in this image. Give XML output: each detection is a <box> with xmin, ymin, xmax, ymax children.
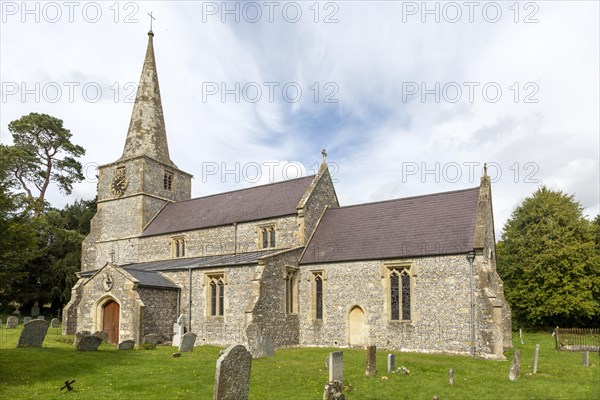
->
<box><xmin>120</xmin><ymin>30</ymin><xmax>174</xmax><ymax>166</ymax></box>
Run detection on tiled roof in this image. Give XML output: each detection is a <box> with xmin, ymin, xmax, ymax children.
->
<box><xmin>123</xmin><ymin>251</ymin><xmax>266</xmax><ymax>271</ymax></box>
<box><xmin>141</xmin><ymin>175</ymin><xmax>315</xmax><ymax>236</ymax></box>
<box><xmin>300</xmin><ymin>187</ymin><xmax>481</xmax><ymax>264</ymax></box>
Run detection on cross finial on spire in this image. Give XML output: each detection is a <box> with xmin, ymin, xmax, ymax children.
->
<box><xmin>148</xmin><ymin>12</ymin><xmax>156</xmax><ymax>33</ymax></box>
<box><xmin>483</xmin><ymin>162</ymin><xmax>488</xmax><ymax>177</ymax></box>
<box><xmin>322</xmin><ymin>148</ymin><xmax>327</xmax><ymax>163</ymax></box>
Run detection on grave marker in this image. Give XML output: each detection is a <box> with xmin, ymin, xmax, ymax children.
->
<box><xmin>328</xmin><ymin>351</ymin><xmax>343</xmax><ymax>384</ymax></box>
<box><xmin>533</xmin><ymin>344</ymin><xmax>540</xmax><ymax>374</ymax></box>
<box><xmin>179</xmin><ymin>332</ymin><xmax>197</xmax><ymax>352</ymax></box>
<box><xmin>366</xmin><ymin>346</ymin><xmax>376</xmax><ymax>376</ymax></box>
<box><xmin>76</xmin><ymin>335</ymin><xmax>103</xmax><ymax>351</ymax></box>
<box><xmin>213</xmin><ymin>344</ymin><xmax>252</xmax><ymax>400</ymax></box>
<box><xmin>117</xmin><ymin>339</ymin><xmax>135</xmax><ymax>350</ymax></box>
<box><xmin>387</xmin><ymin>354</ymin><xmax>395</xmax><ymax>373</ymax></box>
<box><xmin>509</xmin><ymin>350</ymin><xmax>521</xmax><ymax>381</ymax></box>
<box><xmin>17</xmin><ymin>320</ymin><xmax>49</xmax><ymax>348</ymax></box>
<box><xmin>50</xmin><ymin>318</ymin><xmax>60</xmax><ymax>328</ymax></box>
<box><xmin>23</xmin><ymin>316</ymin><xmax>32</xmax><ymax>324</ymax></box>
<box><xmin>582</xmin><ymin>351</ymin><xmax>589</xmax><ymax>367</ymax></box>
<box><xmin>449</xmin><ymin>368</ymin><xmax>454</xmax><ymax>385</ymax></box>
<box><xmin>6</xmin><ymin>316</ymin><xmax>18</xmax><ymax>329</ymax></box>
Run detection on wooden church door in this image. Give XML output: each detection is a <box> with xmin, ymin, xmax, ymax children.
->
<box><xmin>102</xmin><ymin>300</ymin><xmax>120</xmax><ymax>344</ymax></box>
<box><xmin>348</xmin><ymin>306</ymin><xmax>366</xmax><ymax>346</ymax></box>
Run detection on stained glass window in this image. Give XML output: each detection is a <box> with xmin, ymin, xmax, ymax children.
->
<box><xmin>210</xmin><ymin>281</ymin><xmax>217</xmax><ymax>316</ymax></box>
<box><xmin>315</xmin><ymin>275</ymin><xmax>323</xmax><ymax>320</ymax></box>
<box><xmin>390</xmin><ymin>272</ymin><xmax>400</xmax><ymax>320</ymax></box>
<box><xmin>401</xmin><ymin>271</ymin><xmax>411</xmax><ymax>320</ymax></box>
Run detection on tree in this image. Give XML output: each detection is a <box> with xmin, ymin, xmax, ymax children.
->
<box><xmin>6</xmin><ymin>113</ymin><xmax>85</xmax><ymax>215</ymax></box>
<box><xmin>497</xmin><ymin>187</ymin><xmax>600</xmax><ymax>328</ymax></box>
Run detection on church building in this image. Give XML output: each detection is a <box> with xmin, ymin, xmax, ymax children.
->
<box><xmin>63</xmin><ymin>30</ymin><xmax>512</xmax><ymax>359</ymax></box>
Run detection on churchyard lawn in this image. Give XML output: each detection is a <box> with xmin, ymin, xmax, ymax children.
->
<box><xmin>0</xmin><ymin>326</ymin><xmax>597</xmax><ymax>399</ymax></box>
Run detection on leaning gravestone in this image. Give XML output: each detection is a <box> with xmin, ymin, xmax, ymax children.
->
<box><xmin>179</xmin><ymin>332</ymin><xmax>197</xmax><ymax>352</ymax></box>
<box><xmin>117</xmin><ymin>339</ymin><xmax>135</xmax><ymax>350</ymax></box>
<box><xmin>509</xmin><ymin>350</ymin><xmax>521</xmax><ymax>381</ymax></box>
<box><xmin>23</xmin><ymin>316</ymin><xmax>32</xmax><ymax>324</ymax></box>
<box><xmin>366</xmin><ymin>346</ymin><xmax>376</xmax><ymax>376</ymax></box>
<box><xmin>93</xmin><ymin>331</ymin><xmax>109</xmax><ymax>342</ymax></box>
<box><xmin>74</xmin><ymin>330</ymin><xmax>92</xmax><ymax>346</ymax></box>
<box><xmin>17</xmin><ymin>320</ymin><xmax>49</xmax><ymax>348</ymax></box>
<box><xmin>328</xmin><ymin>351</ymin><xmax>344</xmax><ymax>384</ymax></box>
<box><xmin>143</xmin><ymin>334</ymin><xmax>159</xmax><ymax>347</ymax></box>
<box><xmin>76</xmin><ymin>335</ymin><xmax>103</xmax><ymax>351</ymax></box>
<box><xmin>50</xmin><ymin>318</ymin><xmax>60</xmax><ymax>328</ymax></box>
<box><xmin>245</xmin><ymin>323</ymin><xmax>275</xmax><ymax>358</ymax></box>
<box><xmin>6</xmin><ymin>316</ymin><xmax>18</xmax><ymax>329</ymax></box>
<box><xmin>213</xmin><ymin>344</ymin><xmax>252</xmax><ymax>400</ymax></box>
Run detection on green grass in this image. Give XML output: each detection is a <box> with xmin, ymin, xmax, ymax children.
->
<box><xmin>0</xmin><ymin>327</ymin><xmax>598</xmax><ymax>399</ymax></box>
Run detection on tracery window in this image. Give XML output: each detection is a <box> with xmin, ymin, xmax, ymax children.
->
<box><xmin>207</xmin><ymin>274</ymin><xmax>225</xmax><ymax>317</ymax></box>
<box><xmin>388</xmin><ymin>265</ymin><xmax>411</xmax><ymax>321</ymax></box>
<box><xmin>259</xmin><ymin>226</ymin><xmax>276</xmax><ymax>249</ymax></box>
<box><xmin>314</xmin><ymin>272</ymin><xmax>324</xmax><ymax>320</ymax></box>
<box><xmin>285</xmin><ymin>268</ymin><xmax>298</xmax><ymax>314</ymax></box>
<box><xmin>171</xmin><ymin>237</ymin><xmax>185</xmax><ymax>258</ymax></box>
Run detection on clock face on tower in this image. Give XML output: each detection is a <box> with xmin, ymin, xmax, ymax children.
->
<box><xmin>110</xmin><ymin>174</ymin><xmax>128</xmax><ymax>197</ymax></box>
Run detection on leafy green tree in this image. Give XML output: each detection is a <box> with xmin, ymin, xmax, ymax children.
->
<box><xmin>6</xmin><ymin>113</ymin><xmax>85</xmax><ymax>215</ymax></box>
<box><xmin>497</xmin><ymin>187</ymin><xmax>600</xmax><ymax>328</ymax></box>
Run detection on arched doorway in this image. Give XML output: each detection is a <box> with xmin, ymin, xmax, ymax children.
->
<box><xmin>348</xmin><ymin>306</ymin><xmax>366</xmax><ymax>346</ymax></box>
<box><xmin>102</xmin><ymin>300</ymin><xmax>120</xmax><ymax>344</ymax></box>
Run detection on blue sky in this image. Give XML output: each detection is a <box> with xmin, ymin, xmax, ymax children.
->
<box><xmin>1</xmin><ymin>1</ymin><xmax>599</xmax><ymax>238</ymax></box>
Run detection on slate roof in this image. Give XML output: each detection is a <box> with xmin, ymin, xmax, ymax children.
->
<box><xmin>300</xmin><ymin>187</ymin><xmax>481</xmax><ymax>264</ymax></box>
<box><xmin>123</xmin><ymin>251</ymin><xmax>266</xmax><ymax>272</ymax></box>
<box><xmin>125</xmin><ymin>269</ymin><xmax>180</xmax><ymax>290</ymax></box>
<box><xmin>141</xmin><ymin>175</ymin><xmax>316</xmax><ymax>237</ymax></box>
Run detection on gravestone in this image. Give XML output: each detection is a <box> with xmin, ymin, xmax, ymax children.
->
<box><xmin>76</xmin><ymin>335</ymin><xmax>103</xmax><ymax>351</ymax></box>
<box><xmin>387</xmin><ymin>354</ymin><xmax>395</xmax><ymax>373</ymax></box>
<box><xmin>17</xmin><ymin>320</ymin><xmax>49</xmax><ymax>348</ymax></box>
<box><xmin>246</xmin><ymin>323</ymin><xmax>275</xmax><ymax>358</ymax></box>
<box><xmin>366</xmin><ymin>346</ymin><xmax>376</xmax><ymax>376</ymax></box>
<box><xmin>582</xmin><ymin>351</ymin><xmax>589</xmax><ymax>367</ymax></box>
<box><xmin>533</xmin><ymin>344</ymin><xmax>540</xmax><ymax>374</ymax></box>
<box><xmin>6</xmin><ymin>316</ymin><xmax>18</xmax><ymax>329</ymax></box>
<box><xmin>509</xmin><ymin>350</ymin><xmax>521</xmax><ymax>381</ymax></box>
<box><xmin>323</xmin><ymin>380</ymin><xmax>345</xmax><ymax>400</ymax></box>
<box><xmin>37</xmin><ymin>316</ymin><xmax>45</xmax><ymax>320</ymax></box>
<box><xmin>143</xmin><ymin>334</ymin><xmax>158</xmax><ymax>346</ymax></box>
<box><xmin>172</xmin><ymin>321</ymin><xmax>184</xmax><ymax>347</ymax></box>
<box><xmin>448</xmin><ymin>368</ymin><xmax>454</xmax><ymax>385</ymax></box>
<box><xmin>31</xmin><ymin>302</ymin><xmax>40</xmax><ymax>317</ymax></box>
<box><xmin>117</xmin><ymin>339</ymin><xmax>135</xmax><ymax>350</ymax></box>
<box><xmin>213</xmin><ymin>344</ymin><xmax>252</xmax><ymax>400</ymax></box>
<box><xmin>50</xmin><ymin>318</ymin><xmax>60</xmax><ymax>328</ymax></box>
<box><xmin>179</xmin><ymin>332</ymin><xmax>197</xmax><ymax>352</ymax></box>
<box><xmin>93</xmin><ymin>331</ymin><xmax>109</xmax><ymax>342</ymax></box>
<box><xmin>23</xmin><ymin>316</ymin><xmax>32</xmax><ymax>324</ymax></box>
<box><xmin>74</xmin><ymin>330</ymin><xmax>92</xmax><ymax>346</ymax></box>
<box><xmin>328</xmin><ymin>351</ymin><xmax>343</xmax><ymax>384</ymax></box>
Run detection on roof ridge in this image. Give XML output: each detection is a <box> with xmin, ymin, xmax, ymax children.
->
<box><xmin>169</xmin><ymin>174</ymin><xmax>316</xmax><ymax>205</ymax></box>
<box><xmin>333</xmin><ymin>186</ymin><xmax>480</xmax><ymax>211</ymax></box>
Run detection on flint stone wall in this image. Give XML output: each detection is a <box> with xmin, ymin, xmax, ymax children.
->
<box><xmin>138</xmin><ymin>287</ymin><xmax>178</xmax><ymax>342</ymax></box>
<box><xmin>299</xmin><ymin>255</ymin><xmax>502</xmax><ymax>355</ymax></box>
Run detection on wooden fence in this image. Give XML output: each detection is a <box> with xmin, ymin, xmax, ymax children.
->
<box><xmin>554</xmin><ymin>327</ymin><xmax>600</xmax><ymax>351</ymax></box>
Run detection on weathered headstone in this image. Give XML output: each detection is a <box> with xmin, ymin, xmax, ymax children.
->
<box><xmin>448</xmin><ymin>368</ymin><xmax>454</xmax><ymax>385</ymax></box>
<box><xmin>50</xmin><ymin>318</ymin><xmax>60</xmax><ymax>328</ymax></box>
<box><xmin>117</xmin><ymin>339</ymin><xmax>135</xmax><ymax>350</ymax></box>
<box><xmin>323</xmin><ymin>380</ymin><xmax>345</xmax><ymax>400</ymax></box>
<box><xmin>76</xmin><ymin>335</ymin><xmax>103</xmax><ymax>351</ymax></box>
<box><xmin>143</xmin><ymin>334</ymin><xmax>158</xmax><ymax>346</ymax></box>
<box><xmin>172</xmin><ymin>321</ymin><xmax>184</xmax><ymax>347</ymax></box>
<box><xmin>509</xmin><ymin>350</ymin><xmax>521</xmax><ymax>381</ymax></box>
<box><xmin>533</xmin><ymin>344</ymin><xmax>540</xmax><ymax>374</ymax></box>
<box><xmin>23</xmin><ymin>316</ymin><xmax>32</xmax><ymax>324</ymax></box>
<box><xmin>6</xmin><ymin>316</ymin><xmax>18</xmax><ymax>329</ymax></box>
<box><xmin>387</xmin><ymin>354</ymin><xmax>395</xmax><ymax>373</ymax></box>
<box><xmin>582</xmin><ymin>351</ymin><xmax>589</xmax><ymax>367</ymax></box>
<box><xmin>179</xmin><ymin>332</ymin><xmax>197</xmax><ymax>352</ymax></box>
<box><xmin>213</xmin><ymin>344</ymin><xmax>252</xmax><ymax>400</ymax></box>
<box><xmin>74</xmin><ymin>330</ymin><xmax>91</xmax><ymax>346</ymax></box>
<box><xmin>366</xmin><ymin>346</ymin><xmax>376</xmax><ymax>376</ymax></box>
<box><xmin>245</xmin><ymin>323</ymin><xmax>275</xmax><ymax>358</ymax></box>
<box><xmin>328</xmin><ymin>351</ymin><xmax>343</xmax><ymax>384</ymax></box>
<box><xmin>17</xmin><ymin>320</ymin><xmax>49</xmax><ymax>348</ymax></box>
<box><xmin>37</xmin><ymin>315</ymin><xmax>45</xmax><ymax>320</ymax></box>
<box><xmin>31</xmin><ymin>302</ymin><xmax>40</xmax><ymax>317</ymax></box>
<box><xmin>93</xmin><ymin>331</ymin><xmax>109</xmax><ymax>342</ymax></box>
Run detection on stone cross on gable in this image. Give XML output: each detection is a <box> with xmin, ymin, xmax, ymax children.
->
<box><xmin>322</xmin><ymin>148</ymin><xmax>327</xmax><ymax>162</ymax></box>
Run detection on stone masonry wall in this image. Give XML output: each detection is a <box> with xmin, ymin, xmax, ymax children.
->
<box><xmin>246</xmin><ymin>248</ymin><xmax>304</xmax><ymax>347</ymax></box>
<box><xmin>138</xmin><ymin>216</ymin><xmax>300</xmax><ymax>262</ymax></box>
<box><xmin>162</xmin><ymin>265</ymin><xmax>256</xmax><ymax>346</ymax></box>
<box><xmin>138</xmin><ymin>287</ymin><xmax>179</xmax><ymax>342</ymax></box>
<box><xmin>299</xmin><ymin>255</ymin><xmax>495</xmax><ymax>355</ymax></box>
<box><xmin>300</xmin><ymin>166</ymin><xmax>339</xmax><ymax>244</ymax></box>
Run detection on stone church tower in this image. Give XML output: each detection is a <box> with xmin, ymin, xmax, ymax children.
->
<box><xmin>81</xmin><ymin>30</ymin><xmax>192</xmax><ymax>271</ymax></box>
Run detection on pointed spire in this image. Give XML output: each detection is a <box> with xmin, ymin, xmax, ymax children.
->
<box><xmin>120</xmin><ymin>30</ymin><xmax>174</xmax><ymax>166</ymax></box>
